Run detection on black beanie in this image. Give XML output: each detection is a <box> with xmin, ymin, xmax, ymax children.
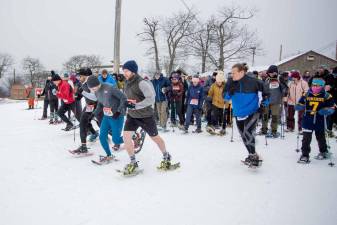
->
<box><xmin>51</xmin><ymin>74</ymin><xmax>62</xmax><ymax>81</ymax></box>
<box><xmin>123</xmin><ymin>60</ymin><xmax>138</xmax><ymax>74</ymax></box>
<box><xmin>267</xmin><ymin>65</ymin><xmax>278</xmax><ymax>74</ymax></box>
<box><xmin>86</xmin><ymin>75</ymin><xmax>101</xmax><ymax>88</ymax></box>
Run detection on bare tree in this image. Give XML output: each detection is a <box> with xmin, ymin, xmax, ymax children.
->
<box><xmin>162</xmin><ymin>9</ymin><xmax>196</xmax><ymax>74</ymax></box>
<box><xmin>138</xmin><ymin>18</ymin><xmax>161</xmax><ymax>73</ymax></box>
<box><xmin>0</xmin><ymin>53</ymin><xmax>14</xmax><ymax>79</ymax></box>
<box><xmin>208</xmin><ymin>5</ymin><xmax>261</xmax><ymax>70</ymax></box>
<box><xmin>188</xmin><ymin>18</ymin><xmax>215</xmax><ymax>73</ymax></box>
<box><xmin>22</xmin><ymin>56</ymin><xmax>44</xmax><ymax>85</ymax></box>
<box><xmin>64</xmin><ymin>54</ymin><xmax>102</xmax><ymax>73</ymax></box>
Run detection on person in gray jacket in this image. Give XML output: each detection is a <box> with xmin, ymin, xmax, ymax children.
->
<box><xmin>260</xmin><ymin>65</ymin><xmax>288</xmax><ymax>138</ymax></box>
<box><xmin>87</xmin><ymin>75</ymin><xmax>127</xmax><ymax>164</ymax></box>
<box><xmin>121</xmin><ymin>60</ymin><xmax>175</xmax><ymax>175</ymax></box>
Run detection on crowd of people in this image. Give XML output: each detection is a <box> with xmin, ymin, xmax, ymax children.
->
<box><xmin>30</xmin><ymin>60</ymin><xmax>337</xmax><ymax>173</ymax></box>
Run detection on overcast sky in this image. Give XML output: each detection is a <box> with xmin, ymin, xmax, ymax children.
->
<box><xmin>1</xmin><ymin>0</ymin><xmax>336</xmax><ymax>74</ymax></box>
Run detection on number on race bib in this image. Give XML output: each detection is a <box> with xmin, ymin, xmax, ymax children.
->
<box><xmin>190</xmin><ymin>99</ymin><xmax>199</xmax><ymax>105</ymax></box>
<box><xmin>103</xmin><ymin>107</ymin><xmax>113</xmax><ymax>116</ymax></box>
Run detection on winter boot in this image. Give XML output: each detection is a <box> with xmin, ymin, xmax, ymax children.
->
<box><xmin>298</xmin><ymin>155</ymin><xmax>310</xmax><ymax>164</ymax></box>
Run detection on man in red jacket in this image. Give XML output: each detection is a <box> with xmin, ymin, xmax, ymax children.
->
<box><xmin>52</xmin><ymin>74</ymin><xmax>81</xmax><ymax>131</ymax></box>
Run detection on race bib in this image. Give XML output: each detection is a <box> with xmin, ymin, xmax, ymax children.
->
<box><xmin>103</xmin><ymin>107</ymin><xmax>113</xmax><ymax>116</ymax></box>
<box><xmin>190</xmin><ymin>99</ymin><xmax>199</xmax><ymax>105</ymax></box>
<box><xmin>269</xmin><ymin>82</ymin><xmax>279</xmax><ymax>89</ymax></box>
<box><xmin>86</xmin><ymin>104</ymin><xmax>95</xmax><ymax>113</ymax></box>
<box><xmin>172</xmin><ymin>86</ymin><xmax>180</xmax><ymax>91</ymax></box>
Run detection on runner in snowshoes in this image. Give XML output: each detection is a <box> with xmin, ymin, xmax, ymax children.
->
<box><xmin>120</xmin><ymin>60</ymin><xmax>179</xmax><ymax>176</ymax></box>
<box><xmin>87</xmin><ymin>74</ymin><xmax>127</xmax><ymax>164</ymax></box>
<box><xmin>225</xmin><ymin>63</ymin><xmax>270</xmax><ymax>168</ymax></box>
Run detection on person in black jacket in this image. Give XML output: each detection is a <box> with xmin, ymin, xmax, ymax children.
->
<box><xmin>39</xmin><ymin>71</ymin><xmax>59</xmax><ymax>123</ymax></box>
<box><xmin>71</xmin><ymin>68</ymin><xmax>99</xmax><ymax>154</ymax></box>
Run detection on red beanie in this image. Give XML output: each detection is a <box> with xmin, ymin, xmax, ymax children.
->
<box><xmin>291</xmin><ymin>71</ymin><xmax>301</xmax><ymax>79</ymax></box>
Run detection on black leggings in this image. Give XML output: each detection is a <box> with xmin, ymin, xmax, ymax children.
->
<box><xmin>79</xmin><ymin>109</ymin><xmax>97</xmax><ymax>144</ymax></box>
<box><xmin>211</xmin><ymin>105</ymin><xmax>226</xmax><ymax>129</ymax></box>
<box><xmin>57</xmin><ymin>102</ymin><xmax>81</xmax><ymax>126</ymax></box>
<box><xmin>236</xmin><ymin>113</ymin><xmax>259</xmax><ymax>154</ymax></box>
<box><xmin>301</xmin><ymin>131</ymin><xmax>327</xmax><ymax>156</ymax></box>
<box><xmin>170</xmin><ymin>100</ymin><xmax>185</xmax><ymax>125</ymax></box>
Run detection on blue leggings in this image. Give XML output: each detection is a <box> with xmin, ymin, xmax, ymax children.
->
<box><xmin>99</xmin><ymin>115</ymin><xmax>124</xmax><ymax>156</ymax></box>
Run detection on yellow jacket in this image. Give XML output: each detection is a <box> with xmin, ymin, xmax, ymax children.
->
<box><xmin>208</xmin><ymin>82</ymin><xmax>225</xmax><ymax>109</ymax></box>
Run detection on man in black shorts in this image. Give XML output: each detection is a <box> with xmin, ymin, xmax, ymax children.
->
<box><xmin>122</xmin><ymin>60</ymin><xmax>173</xmax><ymax>175</ymax></box>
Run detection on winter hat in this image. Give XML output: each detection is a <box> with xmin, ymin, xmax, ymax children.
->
<box><xmin>86</xmin><ymin>75</ymin><xmax>101</xmax><ymax>88</ymax></box>
<box><xmin>78</xmin><ymin>68</ymin><xmax>89</xmax><ymax>76</ymax></box>
<box><xmin>63</xmin><ymin>73</ymin><xmax>69</xmax><ymax>78</ymax></box>
<box><xmin>291</xmin><ymin>71</ymin><xmax>301</xmax><ymax>80</ymax></box>
<box><xmin>70</xmin><ymin>74</ymin><xmax>77</xmax><ymax>83</ymax></box>
<box><xmin>215</xmin><ymin>71</ymin><xmax>225</xmax><ymax>83</ymax></box>
<box><xmin>51</xmin><ymin>70</ymin><xmax>56</xmax><ymax>77</ymax></box>
<box><xmin>267</xmin><ymin>65</ymin><xmax>278</xmax><ymax>74</ymax></box>
<box><xmin>312</xmin><ymin>78</ymin><xmax>325</xmax><ymax>87</ymax></box>
<box><xmin>51</xmin><ymin>74</ymin><xmax>62</xmax><ymax>82</ymax></box>
<box><xmin>123</xmin><ymin>60</ymin><xmax>138</xmax><ymax>74</ymax></box>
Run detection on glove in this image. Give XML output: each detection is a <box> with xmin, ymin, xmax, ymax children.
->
<box><xmin>261</xmin><ymin>98</ymin><xmax>270</xmax><ymax>107</ymax></box>
<box><xmin>206</xmin><ymin>96</ymin><xmax>212</xmax><ymax>102</ymax></box>
<box><xmin>295</xmin><ymin>104</ymin><xmax>305</xmax><ymax>111</ymax></box>
<box><xmin>127</xmin><ymin>100</ymin><xmax>136</xmax><ymax>109</ymax></box>
<box><xmin>318</xmin><ymin>108</ymin><xmax>335</xmax><ymax>116</ymax></box>
<box><xmin>37</xmin><ymin>94</ymin><xmax>41</xmax><ymax>98</ymax></box>
<box><xmin>161</xmin><ymin>87</ymin><xmax>167</xmax><ymax>94</ymax></box>
<box><xmin>52</xmin><ymin>89</ymin><xmax>57</xmax><ymax>95</ymax></box>
<box><xmin>112</xmin><ymin>111</ymin><xmax>121</xmax><ymax>119</ymax></box>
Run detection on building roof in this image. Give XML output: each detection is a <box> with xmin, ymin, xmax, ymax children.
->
<box><xmin>249</xmin><ymin>50</ymin><xmax>337</xmax><ymax>72</ymax></box>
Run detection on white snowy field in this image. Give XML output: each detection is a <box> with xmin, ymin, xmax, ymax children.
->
<box><xmin>1</xmin><ymin>100</ymin><xmax>337</xmax><ymax>225</ymax></box>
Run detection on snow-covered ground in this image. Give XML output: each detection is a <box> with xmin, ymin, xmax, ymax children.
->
<box><xmin>1</xmin><ymin>100</ymin><xmax>337</xmax><ymax>225</ymax></box>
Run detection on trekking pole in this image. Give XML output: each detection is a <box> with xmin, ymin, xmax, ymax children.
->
<box><xmin>324</xmin><ymin>115</ymin><xmax>335</xmax><ymax>167</ymax></box>
<box><xmin>230</xmin><ymin>104</ymin><xmax>234</xmax><ymax>142</ymax></box>
<box><xmin>281</xmin><ymin>103</ymin><xmax>285</xmax><ymax>139</ymax></box>
<box><xmin>172</xmin><ymin>100</ymin><xmax>176</xmax><ymax>132</ymax></box>
<box><xmin>295</xmin><ymin>133</ymin><xmax>300</xmax><ymax>153</ymax></box>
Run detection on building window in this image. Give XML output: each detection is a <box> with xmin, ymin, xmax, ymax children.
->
<box><xmin>307</xmin><ymin>55</ymin><xmax>315</xmax><ymax>61</ymax></box>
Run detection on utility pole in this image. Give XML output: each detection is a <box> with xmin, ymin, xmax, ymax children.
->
<box><xmin>279</xmin><ymin>44</ymin><xmax>283</xmax><ymax>61</ymax></box>
<box><xmin>251</xmin><ymin>47</ymin><xmax>256</xmax><ymax>67</ymax></box>
<box><xmin>13</xmin><ymin>68</ymin><xmax>16</xmax><ymax>84</ymax></box>
<box><xmin>113</xmin><ymin>0</ymin><xmax>122</xmax><ymax>74</ymax></box>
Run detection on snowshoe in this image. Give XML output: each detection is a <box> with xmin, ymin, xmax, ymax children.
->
<box><xmin>314</xmin><ymin>152</ymin><xmax>331</xmax><ymax>160</ymax></box>
<box><xmin>133</xmin><ymin>129</ymin><xmax>146</xmax><ymax>154</ymax></box>
<box><xmin>327</xmin><ymin>131</ymin><xmax>335</xmax><ymax>138</ymax></box>
<box><xmin>219</xmin><ymin>129</ymin><xmax>226</xmax><ymax>136</ymax></box>
<box><xmin>206</xmin><ymin>126</ymin><xmax>216</xmax><ymax>135</ymax></box>
<box><xmin>241</xmin><ymin>154</ymin><xmax>262</xmax><ymax>168</ymax></box>
<box><xmin>266</xmin><ymin>132</ymin><xmax>280</xmax><ymax>138</ymax></box>
<box><xmin>182</xmin><ymin>127</ymin><xmax>189</xmax><ymax>134</ymax></box>
<box><xmin>88</xmin><ymin>131</ymin><xmax>99</xmax><ymax>142</ymax></box>
<box><xmin>297</xmin><ymin>155</ymin><xmax>310</xmax><ymax>164</ymax></box>
<box><xmin>193</xmin><ymin>128</ymin><xmax>203</xmax><ymax>134</ymax></box>
<box><xmin>49</xmin><ymin>120</ymin><xmax>54</xmax><ymax>125</ymax></box>
<box><xmin>116</xmin><ymin>162</ymin><xmax>143</xmax><ymax>177</ymax></box>
<box><xmin>157</xmin><ymin>160</ymin><xmax>180</xmax><ymax>171</ymax></box>
<box><xmin>69</xmin><ymin>146</ymin><xmax>93</xmax><ymax>157</ymax></box>
<box><xmin>38</xmin><ymin>117</ymin><xmax>48</xmax><ymax>120</ymax></box>
<box><xmin>257</xmin><ymin>130</ymin><xmax>267</xmax><ymax>136</ymax></box>
<box><xmin>91</xmin><ymin>155</ymin><xmax>117</xmax><ymax>165</ymax></box>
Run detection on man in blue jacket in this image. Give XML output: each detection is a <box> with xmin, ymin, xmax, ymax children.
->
<box><xmin>98</xmin><ymin>69</ymin><xmax>117</xmax><ymax>87</ymax></box>
<box><xmin>151</xmin><ymin>72</ymin><xmax>170</xmax><ymax>131</ymax></box>
<box><xmin>183</xmin><ymin>75</ymin><xmax>204</xmax><ymax>133</ymax></box>
<box><xmin>225</xmin><ymin>63</ymin><xmax>270</xmax><ymax>168</ymax></box>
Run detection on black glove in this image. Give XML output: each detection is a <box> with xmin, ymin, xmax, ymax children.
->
<box><xmin>127</xmin><ymin>100</ymin><xmax>136</xmax><ymax>109</ymax></box>
<box><xmin>37</xmin><ymin>94</ymin><xmax>41</xmax><ymax>98</ymax></box>
<box><xmin>112</xmin><ymin>111</ymin><xmax>121</xmax><ymax>119</ymax></box>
